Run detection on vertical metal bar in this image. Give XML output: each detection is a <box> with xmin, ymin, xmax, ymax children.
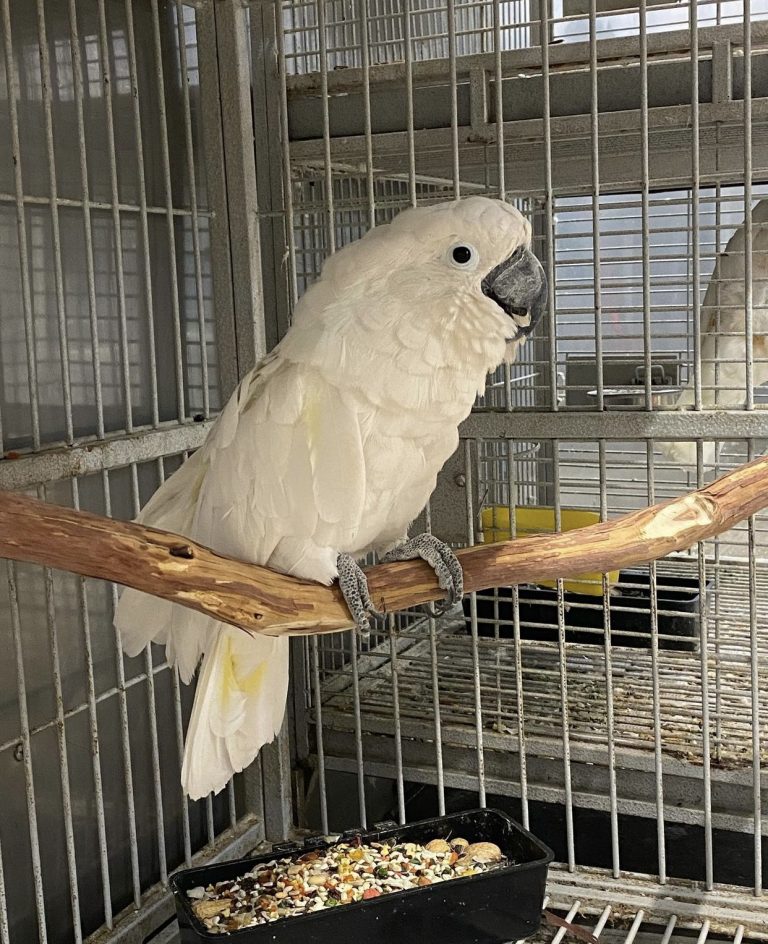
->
<box><xmin>102</xmin><ymin>471</ymin><xmax>141</xmax><ymax>906</ymax></box>
<box><xmin>7</xmin><ymin>561</ymin><xmax>48</xmax><ymax>943</ymax></box>
<box><xmin>506</xmin><ymin>449</ymin><xmax>529</xmax><ymax>828</ymax></box>
<box><xmin>210</xmin><ymin>0</ymin><xmax>269</xmax><ymax>375</ymax></box>
<box><xmin>695</xmin><ymin>441</ymin><xmax>714</xmax><ymax>890</ymax></box>
<box><xmin>349</xmin><ymin>636</ymin><xmax>367</xmax><ymax>827</ymax></box>
<box><xmin>645</xmin><ymin>441</ymin><xmax>667</xmax><ymax>884</ymax></box>
<box><xmin>228</xmin><ymin>780</ymin><xmax>237</xmax><ymax>831</ymax></box>
<box><xmin>1</xmin><ymin>0</ymin><xmax>41</xmax><ymax>450</ymax></box>
<box><xmin>746</xmin><ymin>439</ymin><xmax>762</xmax><ymax>894</ymax></box>
<box><xmin>465</xmin><ymin>440</ymin><xmax>486</xmax><ymax>806</ymax></box>
<box><xmin>589</xmin><ymin>0</ymin><xmax>603</xmax><ymax>409</ymax></box>
<box><xmin>275</xmin><ymin>0</ymin><xmax>299</xmax><ymax>306</ymax></box>
<box><xmin>690</xmin><ymin>0</ymin><xmax>701</xmax><ymax>411</ymax></box>
<box><xmin>174</xmin><ymin>0</ymin><xmax>210</xmax><ymax>415</ymax></box>
<box><xmin>39</xmin><ymin>485</ymin><xmax>82</xmax><ymax>942</ymax></box>
<box><xmin>712</xmin><ymin>187</ymin><xmax>724</xmax><ymax>754</ymax></box>
<box><xmin>123</xmin><ymin>0</ymin><xmax>159</xmax><ymax>427</ymax></box>
<box><xmin>289</xmin><ymin>636</ymin><xmax>311</xmax><ymax>796</ymax></box>
<box><xmin>447</xmin><ymin>0</ymin><xmax>460</xmax><ymax>196</ymax></box>
<box><xmin>35</xmin><ymin>0</ymin><xmax>74</xmax><ymax>444</ymax></box>
<box><xmin>493</xmin><ymin>0</ymin><xmax>515</xmax><ymax>410</ymax></box>
<box><xmin>206</xmin><ymin>794</ymin><xmax>216</xmax><ymax>846</ymax></box>
<box><xmin>70</xmin><ymin>478</ymin><xmax>113</xmax><ymax>928</ymax></box>
<box><xmin>129</xmin><ymin>464</ymin><xmax>167</xmax><ymax>883</ymax></box>
<box><xmin>388</xmin><ymin>618</ymin><xmax>406</xmax><ymax>824</ymax></box>
<box><xmin>744</xmin><ymin>1</ymin><xmax>754</xmax><ymax>410</ymax></box>
<box><xmin>493</xmin><ymin>0</ymin><xmax>504</xmax><ymax>199</ymax></box>
<box><xmin>552</xmin><ymin>443</ymin><xmax>575</xmax><ymax>869</ymax></box>
<box><xmin>425</xmin><ymin>499</ymin><xmax>446</xmax><ymax>817</ymax></box>
<box><xmin>317</xmin><ymin>0</ymin><xmax>336</xmax><ymax>252</ymax></box>
<box><xmin>539</xmin><ymin>0</ymin><xmax>557</xmax><ymax>409</ymax></box>
<box><xmin>404</xmin><ymin>0</ymin><xmax>417</xmax><ymax>206</ymax></box>
<box><xmin>149</xmin><ymin>0</ymin><xmax>185</xmax><ymax>421</ymax></box>
<box><xmin>639</xmin><ymin>0</ymin><xmax>652</xmax><ymax>410</ymax></box>
<box><xmin>311</xmin><ymin>638</ymin><xmax>329</xmax><ymax>834</ymax></box>
<box><xmin>426</xmin><ymin>616</ymin><xmax>447</xmax><ymax>816</ymax></box>
<box><xmin>67</xmin><ymin>0</ymin><xmax>105</xmax><ymax>439</ymax></box>
<box><xmin>598</xmin><ymin>440</ymin><xmax>619</xmax><ymax>877</ymax></box>
<box><xmin>96</xmin><ymin>0</ymin><xmax>134</xmax><ymax>433</ymax></box>
<box><xmin>357</xmin><ymin>0</ymin><xmax>375</xmax><ymax>228</ymax></box>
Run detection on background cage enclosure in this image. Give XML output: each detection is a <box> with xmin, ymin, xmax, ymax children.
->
<box><xmin>0</xmin><ymin>0</ymin><xmax>766</xmax><ymax>942</ymax></box>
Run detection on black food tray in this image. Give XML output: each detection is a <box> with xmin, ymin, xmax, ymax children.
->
<box><xmin>464</xmin><ymin>570</ymin><xmax>710</xmax><ymax>651</ymax></box>
<box><xmin>171</xmin><ymin>808</ymin><xmax>553</xmax><ymax>943</ymax></box>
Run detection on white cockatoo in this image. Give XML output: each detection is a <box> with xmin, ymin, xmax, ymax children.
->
<box><xmin>115</xmin><ymin>196</ymin><xmax>547</xmax><ymax>799</ymax></box>
<box><xmin>661</xmin><ymin>199</ymin><xmax>768</xmax><ymax>467</ymax></box>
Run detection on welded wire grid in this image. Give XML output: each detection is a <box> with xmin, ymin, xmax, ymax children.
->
<box><xmin>273</xmin><ymin>0</ymin><xmax>768</xmax><ymax>938</ymax></box>
<box><xmin>0</xmin><ymin>3</ymin><xmax>246</xmax><ymax>943</ymax></box>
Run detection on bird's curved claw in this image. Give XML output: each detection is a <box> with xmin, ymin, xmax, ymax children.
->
<box><xmin>336</xmin><ymin>553</ymin><xmax>379</xmax><ymax>638</ymax></box>
<box><xmin>423</xmin><ymin>599</ymin><xmax>454</xmax><ymax>620</ymax></box>
<box><xmin>383</xmin><ymin>533</ymin><xmax>464</xmax><ymax>620</ymax></box>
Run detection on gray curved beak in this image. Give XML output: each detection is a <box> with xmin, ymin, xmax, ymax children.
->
<box><xmin>481</xmin><ymin>246</ymin><xmax>547</xmax><ymax>337</ymax></box>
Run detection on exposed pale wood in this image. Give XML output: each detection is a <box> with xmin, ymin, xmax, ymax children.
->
<box><xmin>1</xmin><ymin>453</ymin><xmax>767</xmax><ymax>637</ymax></box>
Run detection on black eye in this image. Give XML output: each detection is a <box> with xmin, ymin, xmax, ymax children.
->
<box><xmin>452</xmin><ymin>245</ymin><xmax>472</xmax><ymax>264</ymax></box>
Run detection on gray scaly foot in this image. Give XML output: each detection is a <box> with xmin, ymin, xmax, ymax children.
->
<box><xmin>336</xmin><ymin>553</ymin><xmax>378</xmax><ymax>637</ymax></box>
<box><xmin>383</xmin><ymin>533</ymin><xmax>464</xmax><ymax>619</ymax></box>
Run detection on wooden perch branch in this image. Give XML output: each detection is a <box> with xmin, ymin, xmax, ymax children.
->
<box><xmin>1</xmin><ymin>453</ymin><xmax>768</xmax><ymax>637</ymax></box>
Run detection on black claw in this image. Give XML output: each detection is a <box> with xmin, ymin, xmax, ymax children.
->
<box><xmin>424</xmin><ymin>600</ymin><xmax>452</xmax><ymax>620</ymax></box>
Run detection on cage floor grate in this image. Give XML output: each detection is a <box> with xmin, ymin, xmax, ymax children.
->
<box><xmin>318</xmin><ymin>561</ymin><xmax>768</xmax><ymax>770</ymax></box>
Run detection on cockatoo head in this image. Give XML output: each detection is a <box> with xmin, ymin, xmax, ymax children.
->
<box><xmin>374</xmin><ymin>196</ymin><xmax>546</xmax><ymax>358</ymax></box>
<box><xmin>282</xmin><ymin>196</ymin><xmax>547</xmax><ymax>409</ymax></box>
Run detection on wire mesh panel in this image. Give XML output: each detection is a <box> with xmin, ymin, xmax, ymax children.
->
<box><xmin>256</xmin><ymin>0</ymin><xmax>768</xmax><ymax>938</ymax></box>
<box><xmin>281</xmin><ymin>0</ymin><xmax>533</xmax><ymax>74</ymax></box>
<box><xmin>0</xmin><ymin>3</ymin><xmax>259</xmax><ymax>943</ymax></box>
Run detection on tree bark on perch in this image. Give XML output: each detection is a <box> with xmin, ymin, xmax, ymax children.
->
<box><xmin>0</xmin><ymin>454</ymin><xmax>766</xmax><ymax>637</ymax></box>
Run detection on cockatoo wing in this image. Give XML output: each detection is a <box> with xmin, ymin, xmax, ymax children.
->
<box><xmin>115</xmin><ymin>356</ymin><xmax>368</xmax><ymax>798</ymax></box>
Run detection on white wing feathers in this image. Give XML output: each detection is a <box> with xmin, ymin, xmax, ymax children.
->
<box><xmin>115</xmin><ymin>358</ymin><xmax>368</xmax><ymax>799</ymax></box>
<box><xmin>662</xmin><ymin>199</ymin><xmax>768</xmax><ymax>466</ymax></box>
<box><xmin>305</xmin><ymin>382</ymin><xmax>366</xmax><ymax>533</ymax></box>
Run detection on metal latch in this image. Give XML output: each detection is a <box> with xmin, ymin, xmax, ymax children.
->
<box><xmin>587</xmin><ymin>363</ymin><xmax>682</xmax><ymax>408</ymax></box>
<box><xmin>565</xmin><ymin>353</ymin><xmax>683</xmax><ymax>409</ymax></box>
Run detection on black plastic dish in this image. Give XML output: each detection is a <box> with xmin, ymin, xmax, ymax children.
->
<box><xmin>465</xmin><ymin>569</ymin><xmax>711</xmax><ymax>652</ymax></box>
<box><xmin>171</xmin><ymin>808</ymin><xmax>553</xmax><ymax>943</ymax></box>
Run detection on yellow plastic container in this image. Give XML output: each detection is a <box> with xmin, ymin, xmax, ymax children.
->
<box><xmin>480</xmin><ymin>505</ymin><xmax>619</xmax><ymax>596</ymax></box>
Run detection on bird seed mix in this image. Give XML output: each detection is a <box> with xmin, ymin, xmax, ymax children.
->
<box><xmin>187</xmin><ymin>837</ymin><xmax>506</xmax><ymax>934</ymax></box>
